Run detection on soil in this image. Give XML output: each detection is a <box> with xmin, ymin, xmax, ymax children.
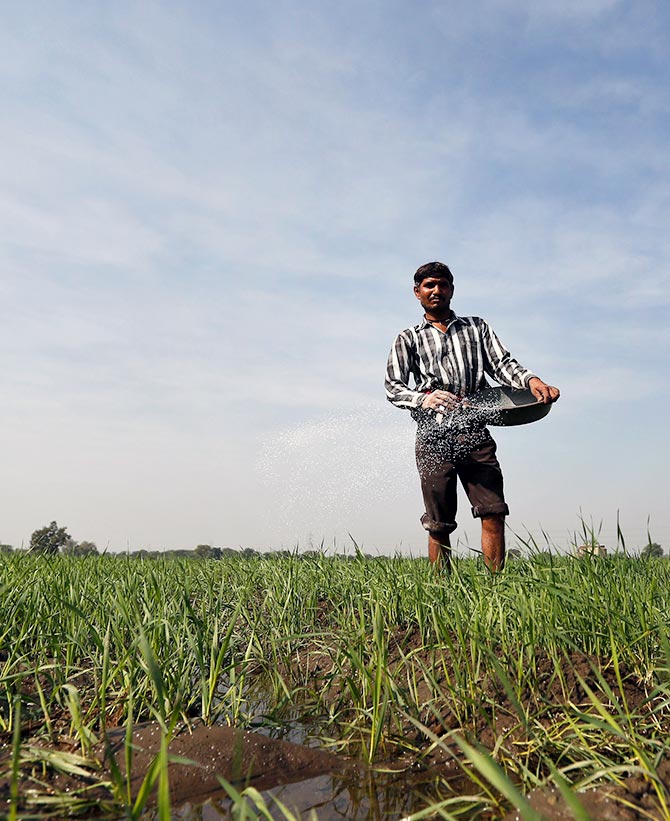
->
<box><xmin>105</xmin><ymin>721</ymin><xmax>359</xmax><ymax>806</ymax></box>
<box><xmin>1</xmin><ymin>631</ymin><xmax>668</xmax><ymax>819</ymax></box>
<box><xmin>505</xmin><ymin>764</ymin><xmax>670</xmax><ymax>821</ymax></box>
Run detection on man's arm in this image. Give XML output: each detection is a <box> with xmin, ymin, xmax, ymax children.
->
<box><xmin>385</xmin><ymin>332</ymin><xmax>426</xmax><ymax>410</ymax></box>
<box><xmin>479</xmin><ymin>319</ymin><xmax>535</xmax><ymax>389</ymax></box>
<box><xmin>386</xmin><ymin>331</ymin><xmax>472</xmax><ymax>412</ymax></box>
<box><xmin>480</xmin><ymin>319</ymin><xmax>560</xmax><ymax>403</ymax></box>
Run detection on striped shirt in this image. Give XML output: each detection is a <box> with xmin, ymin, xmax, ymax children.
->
<box><xmin>385</xmin><ymin>313</ymin><xmax>536</xmax><ymax>414</ymax></box>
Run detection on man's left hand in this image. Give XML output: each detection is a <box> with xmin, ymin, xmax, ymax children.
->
<box><xmin>528</xmin><ymin>377</ymin><xmax>560</xmax><ymax>404</ymax></box>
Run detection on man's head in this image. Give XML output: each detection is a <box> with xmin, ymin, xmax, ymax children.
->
<box><xmin>413</xmin><ymin>261</ymin><xmax>453</xmax><ymax>287</ymax></box>
<box><xmin>413</xmin><ymin>261</ymin><xmax>454</xmax><ymax>316</ymax></box>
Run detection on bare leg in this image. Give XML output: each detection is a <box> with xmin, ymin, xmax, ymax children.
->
<box><xmin>481</xmin><ymin>515</ymin><xmax>505</xmax><ymax>571</ymax></box>
<box><xmin>428</xmin><ymin>533</ymin><xmax>451</xmax><ymax>571</ymax></box>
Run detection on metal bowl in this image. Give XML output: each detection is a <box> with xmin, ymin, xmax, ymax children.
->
<box><xmin>465</xmin><ymin>386</ymin><xmax>553</xmax><ymax>427</ymax></box>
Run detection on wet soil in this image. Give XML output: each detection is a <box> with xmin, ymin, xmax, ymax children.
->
<box><xmin>105</xmin><ymin>720</ymin><xmax>359</xmax><ymax>805</ymax></box>
<box><xmin>2</xmin><ymin>632</ymin><xmax>669</xmax><ymax>819</ymax></box>
<box><xmin>108</xmin><ymin>724</ymin><xmax>466</xmax><ymax>820</ymax></box>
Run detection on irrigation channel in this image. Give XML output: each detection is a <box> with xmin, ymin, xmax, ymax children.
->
<box><xmin>1</xmin><ymin>552</ymin><xmax>670</xmax><ymax>819</ymax></box>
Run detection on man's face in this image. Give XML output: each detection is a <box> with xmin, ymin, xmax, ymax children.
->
<box><xmin>414</xmin><ymin>276</ymin><xmax>454</xmax><ymax>313</ymax></box>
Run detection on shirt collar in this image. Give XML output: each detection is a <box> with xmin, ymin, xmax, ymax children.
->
<box><xmin>418</xmin><ymin>311</ymin><xmax>464</xmax><ymax>331</ymax></box>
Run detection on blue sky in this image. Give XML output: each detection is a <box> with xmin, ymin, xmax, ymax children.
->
<box><xmin>1</xmin><ymin>1</ymin><xmax>668</xmax><ymax>554</ymax></box>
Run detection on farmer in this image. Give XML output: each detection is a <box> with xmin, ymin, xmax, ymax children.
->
<box><xmin>385</xmin><ymin>261</ymin><xmax>559</xmax><ymax>571</ymax></box>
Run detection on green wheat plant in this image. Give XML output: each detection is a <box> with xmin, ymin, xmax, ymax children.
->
<box><xmin>0</xmin><ymin>541</ymin><xmax>669</xmax><ymax>818</ymax></box>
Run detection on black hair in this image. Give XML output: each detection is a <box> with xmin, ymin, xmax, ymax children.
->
<box><xmin>413</xmin><ymin>261</ymin><xmax>453</xmax><ymax>285</ymax></box>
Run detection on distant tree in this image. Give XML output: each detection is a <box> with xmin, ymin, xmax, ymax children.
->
<box><xmin>641</xmin><ymin>542</ymin><xmax>663</xmax><ymax>559</ymax></box>
<box><xmin>76</xmin><ymin>541</ymin><xmax>99</xmax><ymax>556</ymax></box>
<box><xmin>194</xmin><ymin>544</ymin><xmax>222</xmax><ymax>559</ymax></box>
<box><xmin>29</xmin><ymin>521</ymin><xmax>71</xmax><ymax>555</ymax></box>
<box><xmin>63</xmin><ymin>540</ymin><xmax>99</xmax><ymax>556</ymax></box>
<box><xmin>61</xmin><ymin>537</ymin><xmax>76</xmax><ymax>555</ymax></box>
<box><xmin>507</xmin><ymin>548</ymin><xmax>522</xmax><ymax>559</ymax></box>
<box><xmin>0</xmin><ymin>544</ymin><xmax>13</xmax><ymax>553</ymax></box>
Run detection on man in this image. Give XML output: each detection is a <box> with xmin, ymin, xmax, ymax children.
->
<box><xmin>385</xmin><ymin>261</ymin><xmax>559</xmax><ymax>571</ymax></box>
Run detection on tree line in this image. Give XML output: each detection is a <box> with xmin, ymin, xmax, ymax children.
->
<box><xmin>0</xmin><ymin>521</ymin><xmax>381</xmax><ymax>559</ymax></box>
<box><xmin>0</xmin><ymin>521</ymin><xmax>665</xmax><ymax>560</ymax></box>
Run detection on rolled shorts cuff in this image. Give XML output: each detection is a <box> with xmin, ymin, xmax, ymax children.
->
<box><xmin>471</xmin><ymin>502</ymin><xmax>510</xmax><ymax>519</ymax></box>
<box><xmin>421</xmin><ymin>513</ymin><xmax>458</xmax><ymax>537</ymax></box>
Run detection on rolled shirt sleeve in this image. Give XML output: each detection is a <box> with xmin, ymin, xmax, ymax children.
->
<box><xmin>385</xmin><ymin>332</ymin><xmax>425</xmax><ymax>410</ymax></box>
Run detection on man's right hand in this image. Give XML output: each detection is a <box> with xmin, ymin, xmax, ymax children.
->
<box><xmin>527</xmin><ymin>377</ymin><xmax>560</xmax><ymax>405</ymax></box>
<box><xmin>421</xmin><ymin>390</ymin><xmax>461</xmax><ymax>411</ymax></box>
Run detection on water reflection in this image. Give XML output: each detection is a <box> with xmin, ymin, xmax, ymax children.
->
<box><xmin>167</xmin><ymin>763</ymin><xmax>462</xmax><ymax>820</ymax></box>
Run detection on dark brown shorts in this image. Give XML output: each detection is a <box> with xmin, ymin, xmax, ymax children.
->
<box><xmin>415</xmin><ymin>434</ymin><xmax>509</xmax><ymax>537</ymax></box>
